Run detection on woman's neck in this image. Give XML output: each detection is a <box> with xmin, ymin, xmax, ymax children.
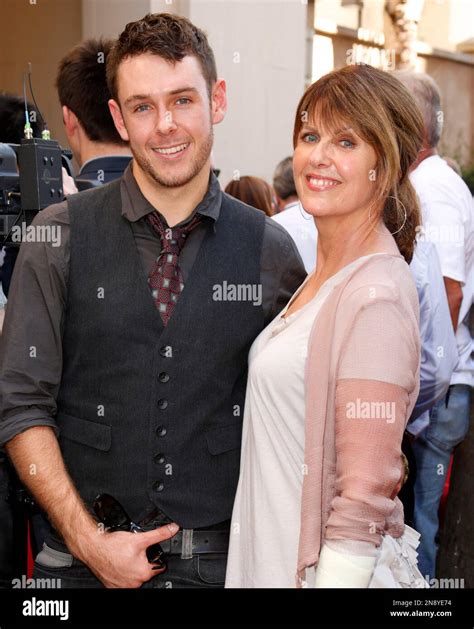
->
<box><xmin>314</xmin><ymin>214</ymin><xmax>399</xmax><ymax>282</ymax></box>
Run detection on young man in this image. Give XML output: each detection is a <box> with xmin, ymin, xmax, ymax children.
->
<box><xmin>0</xmin><ymin>13</ymin><xmax>305</xmax><ymax>588</ymax></box>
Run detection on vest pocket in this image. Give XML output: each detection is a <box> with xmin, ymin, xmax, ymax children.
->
<box><xmin>56</xmin><ymin>412</ymin><xmax>112</xmax><ymax>452</ymax></box>
<box><xmin>205</xmin><ymin>422</ymin><xmax>242</xmax><ymax>455</ymax></box>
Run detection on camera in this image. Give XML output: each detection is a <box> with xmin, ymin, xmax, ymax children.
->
<box><xmin>0</xmin><ymin>138</ymin><xmax>73</xmax><ymax>245</ymax></box>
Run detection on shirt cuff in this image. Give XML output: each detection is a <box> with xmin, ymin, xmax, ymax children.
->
<box><xmin>314</xmin><ymin>544</ymin><xmax>377</xmax><ymax>588</ymax></box>
<box><xmin>0</xmin><ymin>415</ymin><xmax>59</xmax><ymax>448</ymax></box>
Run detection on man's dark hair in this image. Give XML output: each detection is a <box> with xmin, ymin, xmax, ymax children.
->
<box><xmin>106</xmin><ymin>13</ymin><xmax>217</xmax><ymax>104</ymax></box>
<box><xmin>0</xmin><ymin>93</ymin><xmax>44</xmax><ymax>143</ymax></box>
<box><xmin>56</xmin><ymin>38</ymin><xmax>127</xmax><ymax>145</ymax></box>
<box><xmin>273</xmin><ymin>156</ymin><xmax>297</xmax><ymax>201</ymax></box>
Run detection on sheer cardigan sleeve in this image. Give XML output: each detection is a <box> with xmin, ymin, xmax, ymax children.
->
<box><xmin>324</xmin><ymin>286</ymin><xmax>420</xmax><ymax>551</ymax></box>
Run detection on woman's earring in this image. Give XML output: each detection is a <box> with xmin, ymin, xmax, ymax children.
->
<box><xmin>386</xmin><ymin>196</ymin><xmax>408</xmax><ymax>236</ymax></box>
<box><xmin>368</xmin><ymin>196</ymin><xmax>408</xmax><ymax>236</ymax></box>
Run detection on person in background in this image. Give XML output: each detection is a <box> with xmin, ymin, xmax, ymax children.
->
<box><xmin>442</xmin><ymin>156</ymin><xmax>462</xmax><ymax>177</ymax></box>
<box><xmin>272</xmin><ymin>156</ymin><xmax>317</xmax><ymax>273</ymax></box>
<box><xmin>396</xmin><ymin>70</ymin><xmax>473</xmax><ymax>580</ymax></box>
<box><xmin>400</xmin><ymin>239</ymin><xmax>458</xmax><ymax>523</ymax></box>
<box><xmin>272</xmin><ymin>156</ymin><xmax>298</xmax><ymax>213</ymax></box>
<box><xmin>1</xmin><ymin>39</ymin><xmax>133</xmax><ymax>299</ymax></box>
<box><xmin>225</xmin><ymin>176</ymin><xmax>275</xmax><ymax>217</ymax></box>
<box><xmin>56</xmin><ymin>37</ymin><xmax>132</xmax><ymax>186</ymax></box>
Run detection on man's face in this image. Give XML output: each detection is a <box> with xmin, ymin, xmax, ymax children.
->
<box><xmin>109</xmin><ymin>53</ymin><xmax>226</xmax><ymax>189</ymax></box>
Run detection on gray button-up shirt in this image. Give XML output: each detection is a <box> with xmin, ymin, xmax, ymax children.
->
<box><xmin>0</xmin><ymin>164</ymin><xmax>306</xmax><ymax>446</ymax></box>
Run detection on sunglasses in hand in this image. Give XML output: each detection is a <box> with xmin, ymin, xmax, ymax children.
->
<box><xmin>93</xmin><ymin>493</ymin><xmax>167</xmax><ymax>570</ymax></box>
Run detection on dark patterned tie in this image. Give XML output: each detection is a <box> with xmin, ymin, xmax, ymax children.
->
<box><xmin>146</xmin><ymin>211</ymin><xmax>202</xmax><ymax>325</ymax></box>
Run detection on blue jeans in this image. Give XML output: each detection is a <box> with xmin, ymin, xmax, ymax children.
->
<box><xmin>412</xmin><ymin>384</ymin><xmax>471</xmax><ymax>580</ymax></box>
<box><xmin>33</xmin><ymin>544</ymin><xmax>227</xmax><ymax>589</ymax></box>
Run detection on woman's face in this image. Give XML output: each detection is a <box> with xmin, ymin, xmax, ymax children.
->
<box><xmin>293</xmin><ymin>117</ymin><xmax>379</xmax><ymax>222</ymax></box>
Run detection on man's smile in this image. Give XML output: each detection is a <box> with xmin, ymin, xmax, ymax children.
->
<box><xmin>152</xmin><ymin>142</ymin><xmax>190</xmax><ymax>157</ymax></box>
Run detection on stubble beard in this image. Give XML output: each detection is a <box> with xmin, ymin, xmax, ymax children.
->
<box><xmin>131</xmin><ymin>129</ymin><xmax>214</xmax><ymax>189</ymax></box>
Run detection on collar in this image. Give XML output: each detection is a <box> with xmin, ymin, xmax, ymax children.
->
<box><xmin>79</xmin><ymin>155</ymin><xmax>132</xmax><ymax>175</ymax></box>
<box><xmin>120</xmin><ymin>161</ymin><xmax>222</xmax><ymax>230</ymax></box>
<box><xmin>283</xmin><ymin>200</ymin><xmax>300</xmax><ymax>211</ymax></box>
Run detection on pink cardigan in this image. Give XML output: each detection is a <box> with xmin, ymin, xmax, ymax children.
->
<box><xmin>296</xmin><ymin>253</ymin><xmax>420</xmax><ymax>587</ymax></box>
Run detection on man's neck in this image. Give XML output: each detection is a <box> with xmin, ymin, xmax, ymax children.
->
<box><xmin>79</xmin><ymin>142</ymin><xmax>131</xmax><ymax>167</ymax></box>
<box><xmin>411</xmin><ymin>145</ymin><xmax>437</xmax><ymax>172</ymax></box>
<box><xmin>283</xmin><ymin>196</ymin><xmax>299</xmax><ymax>210</ymax></box>
<box><xmin>132</xmin><ymin>160</ymin><xmax>212</xmax><ymax>227</ymax></box>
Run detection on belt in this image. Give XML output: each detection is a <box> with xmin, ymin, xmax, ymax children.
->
<box><xmin>141</xmin><ymin>516</ymin><xmax>231</xmax><ymax>557</ymax></box>
<box><xmin>159</xmin><ymin>529</ymin><xmax>230</xmax><ymax>556</ymax></box>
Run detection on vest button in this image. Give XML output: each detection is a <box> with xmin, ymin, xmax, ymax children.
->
<box><xmin>156</xmin><ymin>426</ymin><xmax>167</xmax><ymax>437</ymax></box>
<box><xmin>160</xmin><ymin>345</ymin><xmax>172</xmax><ymax>357</ymax></box>
<box><xmin>158</xmin><ymin>399</ymin><xmax>168</xmax><ymax>410</ymax></box>
<box><xmin>153</xmin><ymin>480</ymin><xmax>164</xmax><ymax>492</ymax></box>
<box><xmin>158</xmin><ymin>372</ymin><xmax>170</xmax><ymax>383</ymax></box>
<box><xmin>154</xmin><ymin>453</ymin><xmax>165</xmax><ymax>464</ymax></box>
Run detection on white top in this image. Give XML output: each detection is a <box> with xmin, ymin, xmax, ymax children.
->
<box><xmin>410</xmin><ymin>155</ymin><xmax>474</xmax><ymax>386</ymax></box>
<box><xmin>407</xmin><ymin>241</ymin><xmax>459</xmax><ymax>436</ymax></box>
<box><xmin>225</xmin><ymin>255</ymin><xmax>380</xmax><ymax>588</ymax></box>
<box><xmin>272</xmin><ymin>202</ymin><xmax>317</xmax><ymax>273</ymax></box>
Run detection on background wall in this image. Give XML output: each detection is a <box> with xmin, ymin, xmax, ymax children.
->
<box><xmin>187</xmin><ymin>0</ymin><xmax>308</xmax><ymax>187</ymax></box>
<box><xmin>0</xmin><ymin>0</ymin><xmax>82</xmax><ymax>151</ymax></box>
<box><xmin>1</xmin><ymin>0</ymin><xmax>473</xmax><ymax>178</ymax></box>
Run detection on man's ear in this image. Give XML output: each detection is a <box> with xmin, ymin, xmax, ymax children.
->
<box><xmin>108</xmin><ymin>99</ymin><xmax>130</xmax><ymax>142</ymax></box>
<box><xmin>62</xmin><ymin>105</ymin><xmax>78</xmax><ymax>136</ymax></box>
<box><xmin>211</xmin><ymin>78</ymin><xmax>227</xmax><ymax>126</ymax></box>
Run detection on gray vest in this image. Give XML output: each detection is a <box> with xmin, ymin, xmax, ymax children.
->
<box><xmin>55</xmin><ymin>179</ymin><xmax>265</xmax><ymax>528</ymax></box>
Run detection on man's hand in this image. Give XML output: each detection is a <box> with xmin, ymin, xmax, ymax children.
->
<box><xmin>6</xmin><ymin>427</ymin><xmax>179</xmax><ymax>589</ymax></box>
<box><xmin>76</xmin><ymin>523</ymin><xmax>180</xmax><ymax>588</ymax></box>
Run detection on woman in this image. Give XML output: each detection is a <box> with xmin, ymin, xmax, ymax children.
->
<box><xmin>225</xmin><ymin>64</ymin><xmax>427</xmax><ymax>588</ymax></box>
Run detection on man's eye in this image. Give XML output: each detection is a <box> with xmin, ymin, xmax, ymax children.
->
<box><xmin>176</xmin><ymin>97</ymin><xmax>191</xmax><ymax>105</ymax></box>
<box><xmin>302</xmin><ymin>133</ymin><xmax>317</xmax><ymax>143</ymax></box>
<box><xmin>134</xmin><ymin>104</ymin><xmax>151</xmax><ymax>113</ymax></box>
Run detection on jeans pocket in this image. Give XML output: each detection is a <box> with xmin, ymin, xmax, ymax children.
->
<box><xmin>196</xmin><ymin>554</ymin><xmax>227</xmax><ymax>586</ymax></box>
<box><xmin>426</xmin><ymin>387</ymin><xmax>470</xmax><ymax>452</ymax></box>
<box><xmin>35</xmin><ymin>544</ymin><xmax>73</xmax><ymax>569</ymax></box>
<box><xmin>33</xmin><ymin>560</ymin><xmax>103</xmax><ymax>589</ymax></box>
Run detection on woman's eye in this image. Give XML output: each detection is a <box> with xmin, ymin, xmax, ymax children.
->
<box><xmin>302</xmin><ymin>133</ymin><xmax>318</xmax><ymax>143</ymax></box>
<box><xmin>339</xmin><ymin>138</ymin><xmax>355</xmax><ymax>148</ymax></box>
